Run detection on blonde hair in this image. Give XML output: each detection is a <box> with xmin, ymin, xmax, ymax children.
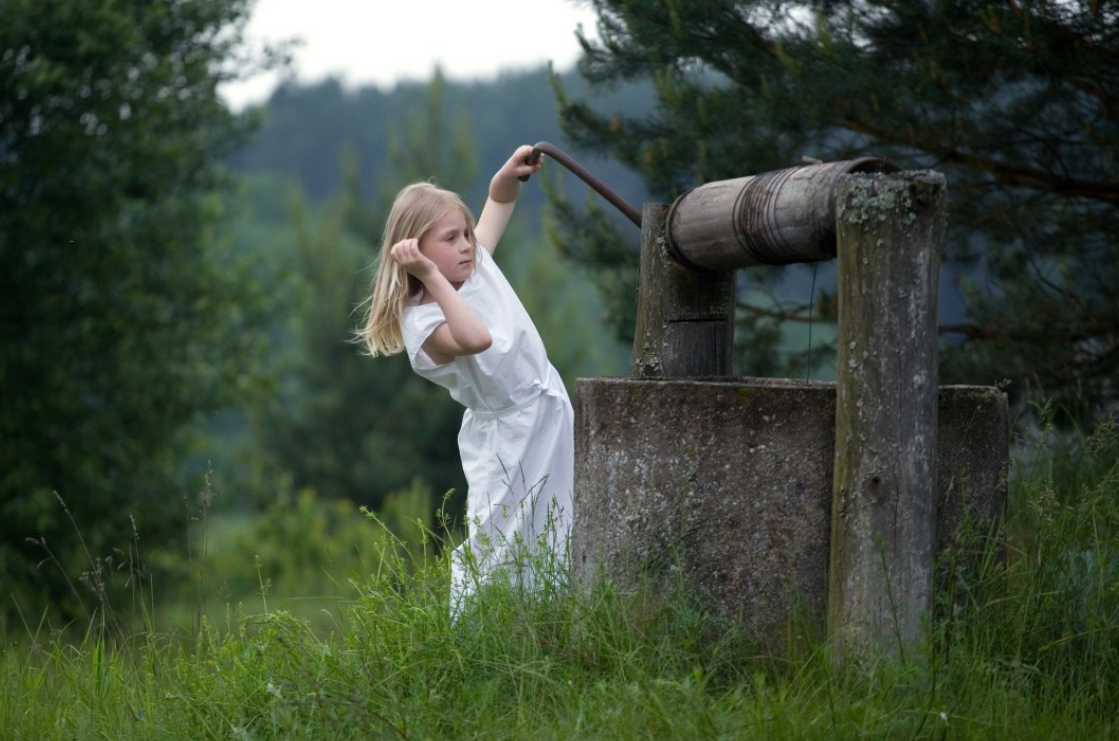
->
<box><xmin>357</xmin><ymin>182</ymin><xmax>477</xmax><ymax>356</ymax></box>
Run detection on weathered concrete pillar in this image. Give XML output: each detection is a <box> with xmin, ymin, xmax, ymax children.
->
<box><xmin>829</xmin><ymin>171</ymin><xmax>946</xmax><ymax>661</ymax></box>
<box><xmin>572</xmin><ymin>377</ymin><xmax>1006</xmax><ymax>651</ymax></box>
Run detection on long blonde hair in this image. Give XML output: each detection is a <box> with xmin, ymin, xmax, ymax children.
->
<box><xmin>357</xmin><ymin>182</ymin><xmax>477</xmax><ymax>356</ymax></box>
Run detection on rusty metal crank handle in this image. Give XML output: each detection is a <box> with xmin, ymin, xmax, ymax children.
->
<box><xmin>517</xmin><ymin>141</ymin><xmax>642</xmax><ymax>228</ymax></box>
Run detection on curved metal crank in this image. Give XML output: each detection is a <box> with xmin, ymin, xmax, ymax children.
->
<box><xmin>519</xmin><ymin>141</ymin><xmax>642</xmax><ymax>228</ymax></box>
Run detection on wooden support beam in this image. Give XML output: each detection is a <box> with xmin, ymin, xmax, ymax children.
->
<box><xmin>631</xmin><ymin>203</ymin><xmax>736</xmax><ymax>377</ymax></box>
<box><xmin>828</xmin><ymin>170</ymin><xmax>946</xmax><ymax>662</ymax></box>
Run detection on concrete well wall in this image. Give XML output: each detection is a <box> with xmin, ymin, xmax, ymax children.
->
<box><xmin>573</xmin><ymin>376</ymin><xmax>1007</xmax><ymax>647</ymax></box>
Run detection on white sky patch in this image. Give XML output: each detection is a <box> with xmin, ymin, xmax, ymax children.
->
<box><xmin>221</xmin><ymin>0</ymin><xmax>600</xmax><ymax>109</ymax></box>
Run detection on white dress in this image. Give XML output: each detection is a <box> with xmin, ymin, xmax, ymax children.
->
<box><xmin>401</xmin><ymin>246</ymin><xmax>573</xmax><ymax>612</ymax></box>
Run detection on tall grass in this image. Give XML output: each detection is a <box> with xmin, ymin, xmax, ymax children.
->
<box><xmin>2</xmin><ymin>413</ymin><xmax>1117</xmax><ymax>739</ymax></box>
<box><xmin>940</xmin><ymin>406</ymin><xmax>1119</xmax><ymax>714</ymax></box>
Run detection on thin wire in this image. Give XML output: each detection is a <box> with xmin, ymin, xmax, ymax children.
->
<box><xmin>805</xmin><ymin>263</ymin><xmax>818</xmax><ymax>381</ymax></box>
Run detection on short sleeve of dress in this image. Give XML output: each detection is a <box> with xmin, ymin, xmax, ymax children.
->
<box><xmin>402</xmin><ymin>302</ymin><xmax>449</xmax><ymax>370</ymax></box>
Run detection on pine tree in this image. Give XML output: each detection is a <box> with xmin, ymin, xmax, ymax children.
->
<box><xmin>551</xmin><ymin>0</ymin><xmax>1118</xmax><ymax>409</ymax></box>
<box><xmin>0</xmin><ymin>0</ymin><xmax>286</xmax><ymax>620</ymax></box>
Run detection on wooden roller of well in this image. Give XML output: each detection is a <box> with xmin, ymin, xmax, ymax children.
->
<box><xmin>665</xmin><ymin>158</ymin><xmax>898</xmax><ymax>271</ymax></box>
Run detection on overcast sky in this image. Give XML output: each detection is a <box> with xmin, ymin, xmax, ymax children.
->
<box><xmin>220</xmin><ymin>0</ymin><xmax>601</xmax><ymax>109</ymax></box>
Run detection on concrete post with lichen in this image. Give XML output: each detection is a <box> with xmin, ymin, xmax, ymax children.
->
<box><xmin>828</xmin><ymin>171</ymin><xmax>946</xmax><ymax>662</ymax></box>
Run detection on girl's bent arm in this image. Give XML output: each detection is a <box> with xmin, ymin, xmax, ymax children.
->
<box><xmin>420</xmin><ymin>273</ymin><xmax>492</xmax><ymax>365</ymax></box>
<box><xmin>475</xmin><ymin>145</ymin><xmax>541</xmax><ymax>254</ymax></box>
<box><xmin>391</xmin><ymin>238</ymin><xmax>491</xmax><ymax>365</ymax></box>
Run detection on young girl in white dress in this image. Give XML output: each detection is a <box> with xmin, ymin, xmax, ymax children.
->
<box><xmin>358</xmin><ymin>145</ymin><xmax>573</xmax><ymax>613</ymax></box>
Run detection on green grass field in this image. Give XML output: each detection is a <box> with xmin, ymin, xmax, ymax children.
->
<box><xmin>3</xmin><ymin>411</ymin><xmax>1117</xmax><ymax>740</ymax></box>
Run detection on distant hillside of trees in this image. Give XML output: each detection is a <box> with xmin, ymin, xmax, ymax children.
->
<box><xmin>229</xmin><ymin>67</ymin><xmax>654</xmax><ymax>222</ymax></box>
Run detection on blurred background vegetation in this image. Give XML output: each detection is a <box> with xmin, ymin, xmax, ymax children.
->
<box><xmin>1</xmin><ymin>0</ymin><xmax>638</xmax><ymax>630</ymax></box>
<box><xmin>2</xmin><ymin>0</ymin><xmax>1116</xmax><ymax>634</ymax></box>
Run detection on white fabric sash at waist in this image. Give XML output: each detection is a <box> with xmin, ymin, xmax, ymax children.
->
<box><xmin>467</xmin><ymin>375</ymin><xmax>564</xmax><ymax>422</ymax></box>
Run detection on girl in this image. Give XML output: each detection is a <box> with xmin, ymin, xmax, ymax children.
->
<box><xmin>359</xmin><ymin>145</ymin><xmax>573</xmax><ymax>612</ymax></box>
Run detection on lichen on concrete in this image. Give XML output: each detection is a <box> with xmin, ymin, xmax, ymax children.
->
<box><xmin>837</xmin><ymin>171</ymin><xmax>944</xmax><ymax>229</ymax></box>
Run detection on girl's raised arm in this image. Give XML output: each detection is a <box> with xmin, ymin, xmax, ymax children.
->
<box><xmin>474</xmin><ymin>145</ymin><xmax>541</xmax><ymax>254</ymax></box>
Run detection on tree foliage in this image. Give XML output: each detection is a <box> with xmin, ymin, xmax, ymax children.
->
<box><xmin>553</xmin><ymin>0</ymin><xmax>1119</xmax><ymax>407</ymax></box>
<box><xmin>0</xmin><ymin>0</ymin><xmax>283</xmax><ymax>619</ymax></box>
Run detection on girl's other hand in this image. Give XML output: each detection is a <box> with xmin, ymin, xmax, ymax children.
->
<box><xmin>390</xmin><ymin>238</ymin><xmax>437</xmax><ymax>279</ymax></box>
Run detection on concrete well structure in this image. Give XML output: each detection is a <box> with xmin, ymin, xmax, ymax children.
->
<box><xmin>572</xmin><ymin>376</ymin><xmax>1007</xmax><ymax>648</ymax></box>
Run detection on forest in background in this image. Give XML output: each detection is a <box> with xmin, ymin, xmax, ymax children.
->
<box><xmin>0</xmin><ymin>58</ymin><xmax>905</xmax><ymax>628</ymax></box>
<box><xmin>0</xmin><ymin>61</ymin><xmax>1087</xmax><ymax>628</ymax></box>
<box><xmin>2</xmin><ymin>54</ymin><xmax>658</xmax><ymax>626</ymax></box>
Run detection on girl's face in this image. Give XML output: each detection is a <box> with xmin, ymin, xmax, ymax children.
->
<box><xmin>419</xmin><ymin>208</ymin><xmax>475</xmax><ymax>288</ymax></box>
